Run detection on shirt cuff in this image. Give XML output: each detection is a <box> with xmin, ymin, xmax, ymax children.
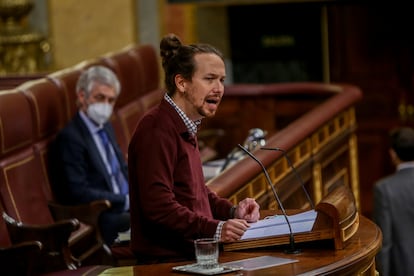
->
<box><xmin>214</xmin><ymin>221</ymin><xmax>225</xmax><ymax>241</ymax></box>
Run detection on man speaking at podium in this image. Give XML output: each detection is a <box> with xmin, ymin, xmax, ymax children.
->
<box><xmin>128</xmin><ymin>33</ymin><xmax>260</xmax><ymax>264</ymax></box>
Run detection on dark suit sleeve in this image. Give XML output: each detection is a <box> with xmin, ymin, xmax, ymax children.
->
<box><xmin>373</xmin><ymin>182</ymin><xmax>391</xmax><ymax>276</ymax></box>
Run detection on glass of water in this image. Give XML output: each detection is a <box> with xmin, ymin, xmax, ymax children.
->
<box><xmin>194</xmin><ymin>238</ymin><xmax>219</xmax><ymax>270</ymax></box>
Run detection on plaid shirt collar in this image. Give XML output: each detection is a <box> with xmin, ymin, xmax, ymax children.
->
<box><xmin>164</xmin><ymin>93</ymin><xmax>201</xmax><ymax>136</ymax></box>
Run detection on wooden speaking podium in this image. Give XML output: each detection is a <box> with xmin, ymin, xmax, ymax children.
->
<box><xmin>223</xmin><ymin>184</ymin><xmax>360</xmax><ymax>252</ymax></box>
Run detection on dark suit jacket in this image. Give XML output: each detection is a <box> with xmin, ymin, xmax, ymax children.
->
<box><xmin>373</xmin><ymin>167</ymin><xmax>414</xmax><ymax>276</ymax></box>
<box><xmin>50</xmin><ymin>112</ymin><xmax>128</xmax><ymax>212</ymax></box>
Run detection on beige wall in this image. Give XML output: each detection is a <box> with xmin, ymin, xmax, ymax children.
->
<box><xmin>37</xmin><ymin>0</ymin><xmax>229</xmax><ymax>71</ymax></box>
<box><xmin>48</xmin><ymin>0</ymin><xmax>137</xmax><ymax>69</ymax></box>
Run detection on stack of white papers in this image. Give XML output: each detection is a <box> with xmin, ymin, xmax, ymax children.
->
<box><xmin>241</xmin><ymin>210</ymin><xmax>317</xmax><ymax>240</ymax></box>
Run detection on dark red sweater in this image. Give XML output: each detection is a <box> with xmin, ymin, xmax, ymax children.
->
<box><xmin>128</xmin><ymin>98</ymin><xmax>233</xmax><ymax>262</ymax></box>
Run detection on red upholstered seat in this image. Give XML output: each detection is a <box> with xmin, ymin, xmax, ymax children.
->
<box><xmin>18</xmin><ymin>78</ymin><xmax>67</xmax><ymax>201</ymax></box>
<box><xmin>47</xmin><ymin>68</ymin><xmax>82</xmax><ymax>122</ymax></box>
<box><xmin>113</xmin><ymin>99</ymin><xmax>144</xmax><ymax>156</ymax></box>
<box><xmin>0</xmin><ymin>205</ymin><xmax>111</xmax><ymax>275</ymax></box>
<box><xmin>139</xmin><ymin>88</ymin><xmax>164</xmax><ymax>112</ymax></box>
<box><xmin>133</xmin><ymin>44</ymin><xmax>160</xmax><ymax>93</ymax></box>
<box><xmin>0</xmin><ymin>89</ymin><xmax>79</xmax><ymax>273</ymax></box>
<box><xmin>0</xmin><ymin>89</ymin><xmax>53</xmax><ymax>224</ymax></box>
<box><xmin>99</xmin><ymin>45</ymin><xmax>147</xmax><ymax>107</ymax></box>
<box><xmin>111</xmin><ymin>89</ymin><xmax>163</xmax><ymax>158</ymax></box>
<box><xmin>0</xmin><ymin>200</ymin><xmax>43</xmax><ymax>275</ymax></box>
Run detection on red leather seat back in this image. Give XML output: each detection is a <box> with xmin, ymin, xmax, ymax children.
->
<box><xmin>133</xmin><ymin>44</ymin><xmax>160</xmax><ymax>94</ymax></box>
<box><xmin>139</xmin><ymin>88</ymin><xmax>164</xmax><ymax>112</ymax></box>
<box><xmin>114</xmin><ymin>99</ymin><xmax>145</xmax><ymax>155</ymax></box>
<box><xmin>99</xmin><ymin>46</ymin><xmax>146</xmax><ymax>107</ymax></box>
<box><xmin>0</xmin><ymin>90</ymin><xmax>33</xmax><ymax>158</ymax></box>
<box><xmin>19</xmin><ymin>79</ymin><xmax>67</xmax><ymax>139</ymax></box>
<box><xmin>47</xmin><ymin>68</ymin><xmax>83</xmax><ymax>122</ymax></box>
<box><xmin>112</xmin><ymin>89</ymin><xmax>163</xmax><ymax>159</ymax></box>
<box><xmin>18</xmin><ymin>78</ymin><xmax>67</xmax><ymax>202</ymax></box>
<box><xmin>111</xmin><ymin>89</ymin><xmax>163</xmax><ymax>157</ymax></box>
<box><xmin>0</xmin><ymin>90</ymin><xmax>54</xmax><ymax>225</ymax></box>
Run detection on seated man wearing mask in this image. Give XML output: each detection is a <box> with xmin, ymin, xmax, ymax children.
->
<box><xmin>51</xmin><ymin>65</ymin><xmax>130</xmax><ymax>246</ymax></box>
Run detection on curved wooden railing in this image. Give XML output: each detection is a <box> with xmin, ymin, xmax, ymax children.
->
<box><xmin>206</xmin><ymin>82</ymin><xmax>363</xmax><ymax>212</ymax></box>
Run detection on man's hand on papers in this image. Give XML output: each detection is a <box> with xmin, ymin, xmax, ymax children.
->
<box><xmin>220</xmin><ymin>219</ymin><xmax>250</xmax><ymax>242</ymax></box>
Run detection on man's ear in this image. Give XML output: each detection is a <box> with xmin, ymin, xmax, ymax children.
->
<box><xmin>77</xmin><ymin>90</ymin><xmax>87</xmax><ymax>109</ymax></box>
<box><xmin>174</xmin><ymin>74</ymin><xmax>186</xmax><ymax>94</ymax></box>
<box><xmin>389</xmin><ymin>148</ymin><xmax>400</xmax><ymax>166</ymax></box>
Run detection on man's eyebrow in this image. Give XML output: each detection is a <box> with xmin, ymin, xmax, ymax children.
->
<box><xmin>205</xmin><ymin>73</ymin><xmax>223</xmax><ymax>78</ymax></box>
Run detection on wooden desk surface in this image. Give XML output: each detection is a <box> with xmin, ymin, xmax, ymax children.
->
<box><xmin>100</xmin><ymin>216</ymin><xmax>381</xmax><ymax>276</ymax></box>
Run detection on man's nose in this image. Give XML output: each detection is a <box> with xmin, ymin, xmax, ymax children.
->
<box><xmin>214</xmin><ymin>80</ymin><xmax>224</xmax><ymax>92</ymax></box>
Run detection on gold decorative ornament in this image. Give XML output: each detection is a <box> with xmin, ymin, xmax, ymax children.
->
<box><xmin>0</xmin><ymin>0</ymin><xmax>51</xmax><ymax>75</ymax></box>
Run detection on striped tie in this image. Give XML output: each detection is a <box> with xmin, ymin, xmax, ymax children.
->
<box><xmin>97</xmin><ymin>129</ymin><xmax>128</xmax><ymax>195</ymax></box>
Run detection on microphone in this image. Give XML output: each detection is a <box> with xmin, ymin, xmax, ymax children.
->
<box><xmin>237</xmin><ymin>144</ymin><xmax>301</xmax><ymax>254</ymax></box>
<box><xmin>221</xmin><ymin>128</ymin><xmax>267</xmax><ymax>172</ymax></box>
<box><xmin>261</xmin><ymin>147</ymin><xmax>315</xmax><ymax>209</ymax></box>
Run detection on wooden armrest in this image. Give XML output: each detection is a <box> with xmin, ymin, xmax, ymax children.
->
<box><xmin>0</xmin><ymin>240</ymin><xmax>42</xmax><ymax>275</ymax></box>
<box><xmin>0</xmin><ymin>240</ymin><xmax>42</xmax><ymax>255</ymax></box>
<box><xmin>48</xmin><ymin>199</ymin><xmax>111</xmax><ymax>227</ymax></box>
<box><xmin>3</xmin><ymin>212</ymin><xmax>80</xmax><ymax>271</ymax></box>
<box><xmin>47</xmin><ymin>200</ymin><xmax>113</xmax><ymax>260</ymax></box>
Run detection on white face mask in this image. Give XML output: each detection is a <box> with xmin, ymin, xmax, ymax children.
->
<box><xmin>86</xmin><ymin>102</ymin><xmax>113</xmax><ymax>125</ymax></box>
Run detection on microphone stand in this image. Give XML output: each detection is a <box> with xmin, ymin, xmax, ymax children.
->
<box><xmin>261</xmin><ymin>147</ymin><xmax>315</xmax><ymax>209</ymax></box>
<box><xmin>221</xmin><ymin>129</ymin><xmax>267</xmax><ymax>172</ymax></box>
<box><xmin>237</xmin><ymin>144</ymin><xmax>301</xmax><ymax>254</ymax></box>
<box><xmin>220</xmin><ymin>147</ymin><xmax>239</xmax><ymax>172</ymax></box>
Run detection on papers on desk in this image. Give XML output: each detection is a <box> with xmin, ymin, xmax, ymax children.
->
<box><xmin>241</xmin><ymin>210</ymin><xmax>317</xmax><ymax>240</ymax></box>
